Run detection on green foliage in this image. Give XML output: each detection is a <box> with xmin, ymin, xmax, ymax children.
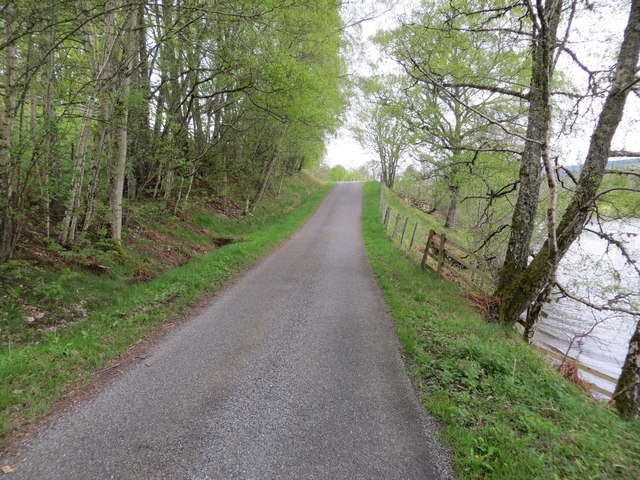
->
<box><xmin>352</xmin><ymin>75</ymin><xmax>414</xmax><ymax>188</ymax></box>
<box><xmin>327</xmin><ymin>165</ymin><xmax>349</xmax><ymax>181</ymax></box>
<box><xmin>363</xmin><ymin>182</ymin><xmax>640</xmax><ymax>479</ymax></box>
<box><xmin>324</xmin><ymin>164</ymin><xmax>366</xmax><ymax>182</ymax></box>
<box><xmin>368</xmin><ymin>0</ymin><xmax>530</xmax><ymax>256</ymax></box>
<box><xmin>1</xmin><ymin>0</ymin><xmax>347</xmax><ymax>261</ymax></box>
<box><xmin>312</xmin><ymin>162</ymin><xmax>368</xmax><ymax>182</ymax></box>
<box><xmin>596</xmin><ymin>166</ymin><xmax>640</xmax><ymax>217</ymax></box>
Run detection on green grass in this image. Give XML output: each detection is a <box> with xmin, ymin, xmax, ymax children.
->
<box><xmin>381</xmin><ymin>186</ymin><xmax>468</xmax><ymax>255</ymax></box>
<box><xmin>362</xmin><ymin>182</ymin><xmax>640</xmax><ymax>479</ymax></box>
<box><xmin>1</xmin><ymin>173</ymin><xmax>325</xmax><ymax>346</ymax></box>
<box><xmin>0</xmin><ymin>176</ymin><xmax>333</xmax><ymax>445</ymax></box>
<box><xmin>191</xmin><ymin>174</ymin><xmax>325</xmax><ymax>237</ymax></box>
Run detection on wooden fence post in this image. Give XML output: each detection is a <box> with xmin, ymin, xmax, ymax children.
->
<box><xmin>437</xmin><ymin>233</ymin><xmax>446</xmax><ymax>273</ymax></box>
<box><xmin>384</xmin><ymin>207</ymin><xmax>391</xmax><ymax>228</ymax></box>
<box><xmin>421</xmin><ymin>229</ymin><xmax>435</xmax><ymax>270</ymax></box>
<box><xmin>392</xmin><ymin>213</ymin><xmax>401</xmax><ymax>237</ymax></box>
<box><xmin>400</xmin><ymin>217</ymin><xmax>409</xmax><ymax>245</ymax></box>
<box><xmin>408</xmin><ymin>222</ymin><xmax>418</xmax><ymax>250</ymax></box>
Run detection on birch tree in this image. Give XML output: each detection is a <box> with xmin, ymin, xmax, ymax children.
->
<box><xmin>0</xmin><ymin>0</ymin><xmax>345</xmax><ymax>260</ymax></box>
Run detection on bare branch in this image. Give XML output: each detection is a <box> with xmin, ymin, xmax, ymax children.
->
<box><xmin>439</xmin><ymin>81</ymin><xmax>529</xmax><ymax>100</ymax></box>
<box><xmin>557</xmin><ymin>165</ymin><xmax>579</xmax><ymax>185</ymax></box>
<box><xmin>447</xmin><ymin>145</ymin><xmax>523</xmax><ymax>155</ymax></box>
<box><xmin>472</xmin><ymin>224</ymin><xmax>510</xmax><ymax>254</ymax></box>
<box><xmin>609</xmin><ymin>150</ymin><xmax>640</xmax><ymax>157</ymax></box>
<box><xmin>605</xmin><ymin>169</ymin><xmax>640</xmax><ymax>178</ymax></box>
<box><xmin>594</xmin><ymin>187</ymin><xmax>640</xmax><ymax>200</ymax></box>
<box><xmin>554</xmin><ymin>282</ymin><xmax>639</xmax><ymax>316</ymax></box>
<box><xmin>584</xmin><ymin>227</ymin><xmax>640</xmax><ymax>277</ymax></box>
<box><xmin>403</xmin><ymin>60</ymin><xmax>543</xmax><ymax>145</ymax></box>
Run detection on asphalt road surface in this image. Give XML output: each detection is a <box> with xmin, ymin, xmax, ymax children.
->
<box><xmin>4</xmin><ymin>182</ymin><xmax>453</xmax><ymax>479</ymax></box>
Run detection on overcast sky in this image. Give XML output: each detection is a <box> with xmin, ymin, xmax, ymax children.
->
<box><xmin>324</xmin><ymin>1</ymin><xmax>392</xmax><ymax>169</ymax></box>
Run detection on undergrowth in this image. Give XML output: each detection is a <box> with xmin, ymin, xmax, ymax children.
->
<box><xmin>0</xmin><ymin>174</ymin><xmax>332</xmax><ymax>445</ymax></box>
<box><xmin>362</xmin><ymin>182</ymin><xmax>640</xmax><ymax>479</ymax></box>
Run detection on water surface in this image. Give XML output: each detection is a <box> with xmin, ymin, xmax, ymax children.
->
<box><xmin>532</xmin><ymin>218</ymin><xmax>640</xmax><ymax>396</ymax></box>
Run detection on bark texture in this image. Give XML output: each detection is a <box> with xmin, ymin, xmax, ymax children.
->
<box><xmin>0</xmin><ymin>4</ymin><xmax>16</xmax><ymax>262</ymax></box>
<box><xmin>444</xmin><ymin>184</ymin><xmax>459</xmax><ymax>228</ymax></box>
<box><xmin>615</xmin><ymin>321</ymin><xmax>640</xmax><ymax>419</ymax></box>
<box><xmin>110</xmin><ymin>7</ymin><xmax>137</xmax><ymax>241</ymax></box>
<box><xmin>497</xmin><ymin>0</ymin><xmax>562</xmax><ymax>291</ymax></box>
<box><xmin>496</xmin><ymin>0</ymin><xmax>640</xmax><ymax>324</ymax></box>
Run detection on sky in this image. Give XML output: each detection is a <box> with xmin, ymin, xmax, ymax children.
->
<box><xmin>324</xmin><ymin>0</ymin><xmax>640</xmax><ymax>170</ymax></box>
<box><xmin>325</xmin><ymin>129</ymin><xmax>374</xmax><ymax>170</ymax></box>
<box><xmin>323</xmin><ymin>1</ymin><xmax>392</xmax><ymax>169</ymax></box>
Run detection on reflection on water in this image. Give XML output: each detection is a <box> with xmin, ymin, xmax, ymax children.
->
<box><xmin>532</xmin><ymin>218</ymin><xmax>640</xmax><ymax>396</ymax></box>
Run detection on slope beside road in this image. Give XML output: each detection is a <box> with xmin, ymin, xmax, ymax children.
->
<box><xmin>2</xmin><ymin>182</ymin><xmax>453</xmax><ymax>479</ymax></box>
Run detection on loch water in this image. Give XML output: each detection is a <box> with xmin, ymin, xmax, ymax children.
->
<box><xmin>532</xmin><ymin>218</ymin><xmax>640</xmax><ymax>396</ymax></box>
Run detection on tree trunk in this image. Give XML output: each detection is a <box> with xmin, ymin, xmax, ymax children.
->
<box><xmin>0</xmin><ymin>4</ymin><xmax>17</xmax><ymax>262</ymax></box>
<box><xmin>251</xmin><ymin>157</ymin><xmax>277</xmax><ymax>213</ymax></box>
<box><xmin>130</xmin><ymin>1</ymin><xmax>151</xmax><ymax>199</ymax></box>
<box><xmin>41</xmin><ymin>28</ymin><xmax>61</xmax><ymax>231</ymax></box>
<box><xmin>60</xmin><ymin>1</ymin><xmax>118</xmax><ymax>244</ymax></box>
<box><xmin>614</xmin><ymin>320</ymin><xmax>640</xmax><ymax>419</ymax></box>
<box><xmin>497</xmin><ymin>0</ymin><xmax>562</xmax><ymax>291</ymax></box>
<box><xmin>109</xmin><ymin>7</ymin><xmax>137</xmax><ymax>241</ymax></box>
<box><xmin>82</xmin><ymin>97</ymin><xmax>111</xmax><ymax>233</ymax></box>
<box><xmin>444</xmin><ymin>183</ymin><xmax>459</xmax><ymax>228</ymax></box>
<box><xmin>58</xmin><ymin>96</ymin><xmax>97</xmax><ymax>244</ymax></box>
<box><xmin>496</xmin><ymin>0</ymin><xmax>640</xmax><ymax>324</ymax></box>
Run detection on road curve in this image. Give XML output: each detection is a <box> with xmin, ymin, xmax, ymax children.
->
<box><xmin>3</xmin><ymin>182</ymin><xmax>453</xmax><ymax>479</ymax></box>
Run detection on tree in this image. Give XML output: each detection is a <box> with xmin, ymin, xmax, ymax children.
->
<box><xmin>616</xmin><ymin>321</ymin><xmax>640</xmax><ymax>419</ymax></box>
<box><xmin>328</xmin><ymin>165</ymin><xmax>350</xmax><ymax>181</ymax></box>
<box><xmin>353</xmin><ymin>77</ymin><xmax>413</xmax><ymax>188</ymax></box>
<box><xmin>373</xmin><ymin>0</ymin><xmax>640</xmax><ymax>416</ymax></box>
<box><xmin>376</xmin><ymin>5</ymin><xmax>528</xmax><ymax>228</ymax></box>
<box><xmin>0</xmin><ymin>0</ymin><xmax>345</xmax><ymax>261</ymax></box>
<box><xmin>494</xmin><ymin>0</ymin><xmax>640</xmax><ymax>326</ymax></box>
<box><xmin>376</xmin><ymin>0</ymin><xmax>638</xmax><ymax>323</ymax></box>
<box><xmin>0</xmin><ymin>2</ymin><xmax>16</xmax><ymax>262</ymax></box>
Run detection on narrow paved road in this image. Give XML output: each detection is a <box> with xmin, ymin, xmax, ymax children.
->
<box><xmin>4</xmin><ymin>183</ymin><xmax>452</xmax><ymax>479</ymax></box>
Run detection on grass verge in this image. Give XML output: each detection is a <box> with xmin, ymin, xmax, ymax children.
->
<box><xmin>0</xmin><ymin>178</ymin><xmax>333</xmax><ymax>446</ymax></box>
<box><xmin>381</xmin><ymin>186</ymin><xmax>470</xmax><ymax>257</ymax></box>
<box><xmin>362</xmin><ymin>182</ymin><xmax>640</xmax><ymax>479</ymax></box>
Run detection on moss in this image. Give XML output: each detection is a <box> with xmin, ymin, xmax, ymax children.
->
<box><xmin>496</xmin><ymin>243</ymin><xmax>551</xmax><ymax>324</ymax></box>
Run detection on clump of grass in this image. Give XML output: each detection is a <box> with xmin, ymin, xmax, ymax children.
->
<box><xmin>362</xmin><ymin>182</ymin><xmax>640</xmax><ymax>479</ymax></box>
<box><xmin>0</xmin><ymin>176</ymin><xmax>332</xmax><ymax>446</ymax></box>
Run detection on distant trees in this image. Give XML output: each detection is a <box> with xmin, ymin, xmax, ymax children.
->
<box><xmin>0</xmin><ymin>0</ymin><xmax>345</xmax><ymax>262</ymax></box>
<box><xmin>320</xmin><ymin>164</ymin><xmax>366</xmax><ymax>182</ymax></box>
<box><xmin>328</xmin><ymin>165</ymin><xmax>350</xmax><ymax>181</ymax></box>
<box><xmin>352</xmin><ymin>77</ymin><xmax>413</xmax><ymax>189</ymax></box>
